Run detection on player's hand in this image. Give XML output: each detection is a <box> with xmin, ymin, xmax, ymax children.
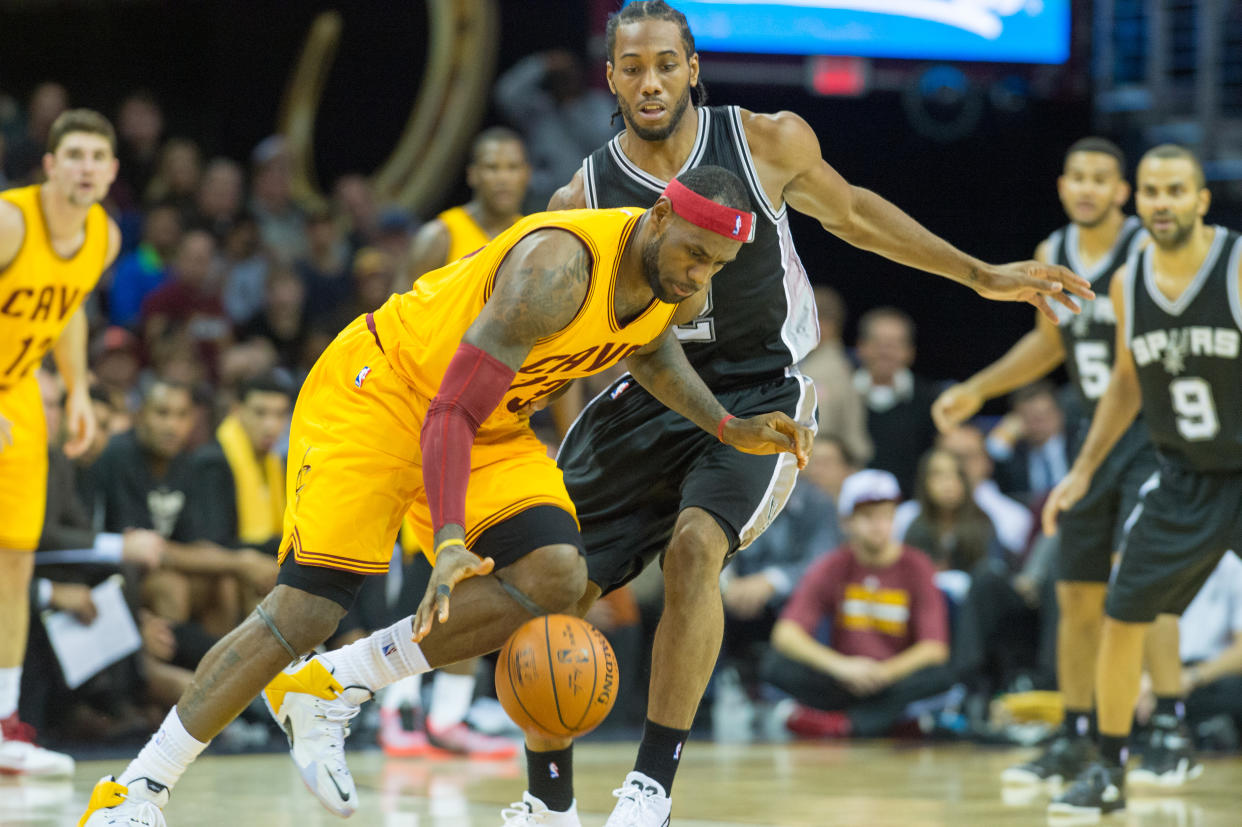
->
<box><xmin>235</xmin><ymin>548</ymin><xmax>278</xmax><ymax>593</ymax></box>
<box><xmin>62</xmin><ymin>385</ymin><xmax>97</xmax><ymax>459</ymax></box>
<box><xmin>971</xmin><ymin>261</ymin><xmax>1094</xmax><ymax>324</ymax></box>
<box><xmin>121</xmin><ymin>529</ymin><xmax>166</xmax><ymax>569</ymax></box>
<box><xmin>140</xmin><ymin>610</ymin><xmax>177</xmax><ymax>661</ymax></box>
<box><xmin>413</xmin><ymin>544</ymin><xmax>495</xmax><ymax>642</ymax></box>
<box><xmin>931</xmin><ymin>383</ymin><xmax>984</xmax><ymax>433</ymax></box>
<box><xmin>721</xmin><ymin>412</ymin><xmax>813</xmax><ymax>469</ymax></box>
<box><xmin>833</xmin><ymin>656</ymin><xmax>888</xmax><ymax>696</ymax></box>
<box><xmin>0</xmin><ymin>412</ymin><xmax>11</xmax><ymax>454</ymax></box>
<box><xmin>722</xmin><ymin>574</ymin><xmax>776</xmax><ymax>620</ymax></box>
<box><xmin>1041</xmin><ymin>468</ymin><xmax>1092</xmax><ymax>537</ymax></box>
<box><xmin>50</xmin><ymin>582</ymin><xmax>98</xmax><ymax>624</ymax></box>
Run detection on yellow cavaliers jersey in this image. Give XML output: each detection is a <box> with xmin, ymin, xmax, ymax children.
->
<box><xmin>0</xmin><ymin>185</ymin><xmax>108</xmax><ymax>389</ymax></box>
<box><xmin>372</xmin><ymin>208</ymin><xmax>677</xmax><ymax>433</ymax></box>
<box><xmin>438</xmin><ymin>205</ymin><xmax>493</xmax><ymax>263</ymax></box>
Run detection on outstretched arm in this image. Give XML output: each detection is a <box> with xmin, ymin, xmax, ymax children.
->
<box><xmin>1042</xmin><ymin>267</ymin><xmax>1141</xmax><ymax>535</ymax></box>
<box><xmin>626</xmin><ymin>317</ymin><xmax>812</xmax><ymax>467</ymax></box>
<box><xmin>759</xmin><ymin>111</ymin><xmax>1093</xmax><ymax>321</ymax></box>
<box><xmin>414</xmin><ymin>229</ymin><xmax>591</xmax><ymax>637</ymax></box>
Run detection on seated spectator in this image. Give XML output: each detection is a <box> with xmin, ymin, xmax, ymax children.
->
<box><xmin>853</xmin><ymin>307</ymin><xmax>939</xmax><ymax>495</ymax></box>
<box><xmin>140</xmin><ymin>228</ymin><xmax>232</xmax><ymax>378</ymax></box>
<box><xmin>720</xmin><ymin>435</ymin><xmax>856</xmax><ymax>689</ymax></box>
<box><xmin>896</xmin><ymin>424</ymin><xmax>1033</xmax><ymax>557</ymax></box>
<box><xmin>218</xmin><ymin>213</ymin><xmax>270</xmax><ymax>326</ymax></box>
<box><xmin>332</xmin><ymin>173</ymin><xmax>380</xmax><ymax>254</ymax></box>
<box><xmin>3</xmin><ymin>82</ymin><xmax>66</xmax><ymax>184</ymax></box>
<box><xmin>249</xmin><ymin>135</ymin><xmax>307</xmax><ymax>264</ymax></box>
<box><xmin>988</xmin><ymin>380</ymin><xmax>1078</xmax><ymax>505</ymax></box>
<box><xmin>799</xmin><ymin>287</ymin><xmax>871</xmax><ymax>465</ymax></box>
<box><xmin>189</xmin><ymin>373</ymin><xmax>293</xmax><ymax>555</ymax></box>
<box><xmin>87</xmin><ymin>380</ymin><xmax>276</xmax><ymax>649</ymax></box>
<box><xmin>900</xmin><ymin>447</ymin><xmax>1003</xmax><ymax>575</ymax></box>
<box><xmin>194</xmin><ymin>157</ymin><xmax>245</xmax><ymax>242</ymax></box>
<box><xmin>111</xmin><ymin>91</ymin><xmax>163</xmax><ymax>213</ymax></box>
<box><xmin>351</xmin><ymin>246</ymin><xmax>396</xmax><ymax>315</ymax></box>
<box><xmin>295</xmin><ymin>207</ymin><xmax>353</xmax><ymax>327</ymax></box>
<box><xmin>760</xmin><ymin>469</ymin><xmax>952</xmax><ymax>738</ymax></box>
<box><xmin>143</xmin><ymin>137</ymin><xmax>202</xmax><ymax>216</ymax></box>
<box><xmin>107</xmin><ymin>203</ymin><xmax>181</xmax><ymax>328</ymax></box>
<box><xmin>90</xmin><ymin>326</ymin><xmax>143</xmax><ymax>417</ymax></box>
<box><xmin>238</xmin><ymin>264</ymin><xmax>308</xmax><ymax>373</ymax></box>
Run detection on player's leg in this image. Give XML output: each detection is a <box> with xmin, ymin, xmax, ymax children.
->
<box><xmin>0</xmin><ymin>380</ymin><xmax>72</xmax><ymax>777</ymax></box>
<box><xmin>1130</xmin><ymin>613</ymin><xmax>1200</xmax><ymax>785</ymax></box>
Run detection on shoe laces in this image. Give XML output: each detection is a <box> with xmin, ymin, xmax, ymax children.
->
<box><xmin>500</xmin><ymin>801</ymin><xmax>542</xmax><ymax>825</ymax></box>
<box><xmin>313</xmin><ymin>695</ymin><xmax>362</xmax><ymax>765</ymax></box>
<box><xmin>611</xmin><ymin>779</ymin><xmax>661</xmax><ymax>819</ymax></box>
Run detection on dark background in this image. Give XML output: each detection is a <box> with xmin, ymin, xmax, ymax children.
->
<box><xmin>0</xmin><ymin>0</ymin><xmax>1101</xmax><ymax>385</ymax></box>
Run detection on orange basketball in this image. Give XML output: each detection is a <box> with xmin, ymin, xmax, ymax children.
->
<box><xmin>495</xmin><ymin>614</ymin><xmax>618</xmax><ymax>739</ymax></box>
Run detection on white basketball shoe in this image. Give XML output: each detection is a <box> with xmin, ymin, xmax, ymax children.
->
<box><xmin>0</xmin><ymin>713</ymin><xmax>74</xmax><ymax>776</ymax></box>
<box><xmin>78</xmin><ymin>776</ymin><xmax>168</xmax><ymax>826</ymax></box>
<box><xmin>263</xmin><ymin>654</ymin><xmax>372</xmax><ymax>817</ymax></box>
<box><xmin>499</xmin><ymin>791</ymin><xmax>582</xmax><ymax>826</ymax></box>
<box><xmin>603</xmin><ymin>771</ymin><xmax>672</xmax><ymax>827</ymax></box>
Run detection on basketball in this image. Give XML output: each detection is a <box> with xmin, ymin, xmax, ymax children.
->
<box><xmin>494</xmin><ymin>614</ymin><xmax>618</xmax><ymax>740</ymax></box>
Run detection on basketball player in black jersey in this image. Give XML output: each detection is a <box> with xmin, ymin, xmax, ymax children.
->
<box><xmin>933</xmin><ymin>139</ymin><xmax>1188</xmax><ymax>789</ymax></box>
<box><xmin>1045</xmin><ymin>145</ymin><xmax>1242</xmax><ymax>817</ymax></box>
<box><xmin>501</xmin><ymin>4</ymin><xmax>1093</xmax><ymax>825</ymax></box>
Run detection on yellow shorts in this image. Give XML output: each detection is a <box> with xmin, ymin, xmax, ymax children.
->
<box><xmin>278</xmin><ymin>316</ymin><xmax>577</xmax><ymax>575</ymax></box>
<box><xmin>0</xmin><ymin>375</ymin><xmax>48</xmax><ymax>551</ymax></box>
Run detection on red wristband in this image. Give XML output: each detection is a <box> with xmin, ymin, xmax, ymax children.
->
<box><xmin>716</xmin><ymin>414</ymin><xmax>736</xmax><ymax>442</ymax></box>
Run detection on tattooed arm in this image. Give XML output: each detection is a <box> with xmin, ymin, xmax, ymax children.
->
<box><xmin>462</xmin><ymin>229</ymin><xmax>593</xmax><ymax>367</ymax></box>
<box><xmin>626</xmin><ymin>326</ymin><xmax>812</xmax><ymax>466</ymax></box>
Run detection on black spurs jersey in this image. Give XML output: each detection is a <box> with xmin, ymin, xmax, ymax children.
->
<box><xmin>1047</xmin><ymin>216</ymin><xmax>1147</xmax><ymax>415</ymax></box>
<box><xmin>581</xmin><ymin>106</ymin><xmax>818</xmax><ymax>390</ymax></box>
<box><xmin>1123</xmin><ymin>227</ymin><xmax>1242</xmax><ymax>472</ymax></box>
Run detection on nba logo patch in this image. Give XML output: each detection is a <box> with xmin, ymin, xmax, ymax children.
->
<box><xmin>355</xmin><ymin>366</ymin><xmax>371</xmax><ymax>388</ymax></box>
<box><xmin>549</xmin><ymin>762</ymin><xmax>559</xmax><ymax>779</ymax></box>
<box><xmin>382</xmin><ymin>642</ymin><xmax>397</xmax><ymax>657</ymax></box>
<box><xmin>610</xmin><ymin>379</ymin><xmax>632</xmax><ymax>400</ymax></box>
<box><xmin>673</xmin><ymin>741</ymin><xmax>683</xmax><ymax>760</ymax></box>
<box><xmin>732</xmin><ymin>214</ymin><xmax>742</xmax><ymax>237</ymax></box>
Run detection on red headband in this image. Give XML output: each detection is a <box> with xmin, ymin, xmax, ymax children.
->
<box><xmin>661</xmin><ymin>178</ymin><xmax>756</xmax><ymax>242</ymax></box>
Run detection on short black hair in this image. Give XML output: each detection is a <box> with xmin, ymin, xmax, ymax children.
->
<box><xmin>858</xmin><ymin>306</ymin><xmax>915</xmax><ymax>344</ymax></box>
<box><xmin>239</xmin><ymin>371</ymin><xmax>294</xmax><ymax>403</ymax></box>
<box><xmin>1065</xmin><ymin>137</ymin><xmax>1126</xmax><ymax>175</ymax></box>
<box><xmin>672</xmin><ymin>164</ymin><xmax>750</xmax><ymax>213</ymax></box>
<box><xmin>1142</xmin><ymin>143</ymin><xmax>1206</xmax><ymax>189</ymax></box>
<box><xmin>606</xmin><ymin>0</ymin><xmax>707</xmax><ymax>108</ymax></box>
<box><xmin>471</xmin><ymin>126</ymin><xmax>526</xmax><ymax>164</ymax></box>
<box><xmin>144</xmin><ymin>377</ymin><xmax>192</xmax><ymax>405</ymax></box>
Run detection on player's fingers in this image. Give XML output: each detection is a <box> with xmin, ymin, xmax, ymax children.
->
<box><xmin>436</xmin><ymin>584</ymin><xmax>451</xmax><ymax>624</ymax></box>
<box><xmin>1049</xmin><ymin>288</ymin><xmax>1082</xmax><ymax>315</ymax></box>
<box><xmin>1030</xmin><ymin>294</ymin><xmax>1060</xmax><ymax>325</ymax></box>
<box><xmin>1044</xmin><ymin>265</ymin><xmax>1094</xmax><ymax>299</ymax></box>
<box><xmin>1041</xmin><ymin>492</ymin><xmax>1062</xmax><ymax>538</ymax></box>
<box><xmin>466</xmin><ymin>556</ymin><xmax>495</xmax><ymax>580</ymax></box>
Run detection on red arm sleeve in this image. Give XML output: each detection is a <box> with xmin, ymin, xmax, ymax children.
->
<box><xmin>420</xmin><ymin>343</ymin><xmax>517</xmax><ymax>535</ymax></box>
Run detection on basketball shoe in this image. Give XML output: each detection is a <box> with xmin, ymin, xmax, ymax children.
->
<box><xmin>499</xmin><ymin>792</ymin><xmax>582</xmax><ymax>826</ymax></box>
<box><xmin>79</xmin><ymin>776</ymin><xmax>168</xmax><ymax>826</ymax></box>
<box><xmin>0</xmin><ymin>713</ymin><xmax>74</xmax><ymax>776</ymax></box>
<box><xmin>378</xmin><ymin>706</ymin><xmax>432</xmax><ymax>758</ymax></box>
<box><xmin>263</xmin><ymin>654</ymin><xmax>372</xmax><ymax>817</ymax></box>
<box><xmin>1127</xmin><ymin>714</ymin><xmax>1203</xmax><ymax>787</ymax></box>
<box><xmin>1001</xmin><ymin>730</ymin><xmax>1094</xmax><ymax>786</ymax></box>
<box><xmin>603</xmin><ymin>771</ymin><xmax>671</xmax><ymax>827</ymax></box>
<box><xmin>1047</xmin><ymin>761</ymin><xmax>1125</xmax><ymax>818</ymax></box>
<box><xmin>426</xmin><ymin>719</ymin><xmax>519</xmax><ymax>760</ymax></box>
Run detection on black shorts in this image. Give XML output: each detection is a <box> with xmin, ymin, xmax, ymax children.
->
<box><xmin>1106</xmin><ymin>460</ymin><xmax>1242</xmax><ymax>623</ymax></box>
<box><xmin>1058</xmin><ymin>422</ymin><xmax>1159</xmax><ymax>583</ymax></box>
<box><xmin>558</xmin><ymin>372</ymin><xmax>817</xmax><ymax>596</ymax></box>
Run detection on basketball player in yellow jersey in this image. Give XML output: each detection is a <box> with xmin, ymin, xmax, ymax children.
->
<box><xmin>393</xmin><ymin>127</ymin><xmax>532</xmax><ymax>760</ymax></box>
<box><xmin>0</xmin><ymin>109</ymin><xmax>120</xmax><ymax>777</ymax></box>
<box><xmin>83</xmin><ymin>165</ymin><xmax>812</xmax><ymax>826</ymax></box>
<box><xmin>403</xmin><ymin>126</ymin><xmax>531</xmax><ymax>284</ymax></box>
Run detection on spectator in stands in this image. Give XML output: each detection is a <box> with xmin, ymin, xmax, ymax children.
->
<box><xmin>493</xmin><ymin>49</ymin><xmax>617</xmax><ymax>212</ymax></box>
<box><xmin>988</xmin><ymin>380</ymin><xmax>1077</xmax><ymax>504</ymax></box>
<box><xmin>248</xmin><ymin>135</ymin><xmax>306</xmax><ymax>263</ymax></box>
<box><xmin>719</xmin><ymin>435</ymin><xmax>856</xmax><ymax>689</ymax></box>
<box><xmin>332</xmin><ymin>173</ymin><xmax>380</xmax><ymax>254</ymax></box>
<box><xmin>761</xmin><ymin>469</ymin><xmax>952</xmax><ymax>738</ymax></box>
<box><xmin>140</xmin><ymin>229</ymin><xmax>232</xmax><ymax>379</ymax></box>
<box><xmin>854</xmin><ymin>307</ymin><xmax>939</xmax><ymax>495</ymax></box>
<box><xmin>189</xmin><ymin>373</ymin><xmax>292</xmax><ymax>555</ymax></box>
<box><xmin>112</xmin><ymin>91</ymin><xmax>164</xmax><ymax>213</ymax></box>
<box><xmin>296</xmin><ymin>206</ymin><xmax>352</xmax><ymax>326</ymax></box>
<box><xmin>91</xmin><ymin>327</ymin><xmax>143</xmax><ymax>416</ymax></box>
<box><xmin>219</xmin><ymin>213</ymin><xmax>269</xmax><ymax>326</ymax></box>
<box><xmin>351</xmin><ymin>247</ymin><xmax>395</xmax><ymax>315</ymax></box>
<box><xmin>4</xmin><ymin>81</ymin><xmax>67</xmax><ymax>183</ymax></box>
<box><xmin>108</xmin><ymin>203</ymin><xmax>181</xmax><ymax>328</ymax></box>
<box><xmin>194</xmin><ymin>157</ymin><xmax>245</xmax><ymax>242</ymax></box>
<box><xmin>799</xmin><ymin>287</ymin><xmax>871</xmax><ymax>465</ymax></box>
<box><xmin>238</xmin><ymin>264</ymin><xmax>307</xmax><ymax>373</ymax></box>
<box><xmin>373</xmin><ymin>205</ymin><xmax>416</xmax><ymax>264</ymax></box>
<box><xmin>899</xmin><ymin>447</ymin><xmax>1004</xmax><ymax>575</ymax></box>
<box><xmin>87</xmin><ymin>380</ymin><xmax>276</xmax><ymax>648</ymax></box>
<box><xmin>144</xmin><ymin>137</ymin><xmax>201</xmax><ymax>215</ymax></box>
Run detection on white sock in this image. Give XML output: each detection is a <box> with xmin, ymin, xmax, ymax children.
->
<box><xmin>426</xmin><ymin>671</ymin><xmax>475</xmax><ymax>732</ymax></box>
<box><xmin>324</xmin><ymin>615</ymin><xmax>430</xmax><ymax>693</ymax></box>
<box><xmin>0</xmin><ymin>666</ymin><xmax>20</xmax><ymax>721</ymax></box>
<box><xmin>380</xmin><ymin>674</ymin><xmax>423</xmax><ymax>711</ymax></box>
<box><xmin>119</xmin><ymin>707</ymin><xmax>209</xmax><ymax>797</ymax></box>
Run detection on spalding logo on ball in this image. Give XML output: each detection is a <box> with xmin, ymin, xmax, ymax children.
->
<box><xmin>495</xmin><ymin>614</ymin><xmax>618</xmax><ymax>739</ymax></box>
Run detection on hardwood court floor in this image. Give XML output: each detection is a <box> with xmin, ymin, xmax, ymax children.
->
<box><xmin>6</xmin><ymin>741</ymin><xmax>1242</xmax><ymax>826</ymax></box>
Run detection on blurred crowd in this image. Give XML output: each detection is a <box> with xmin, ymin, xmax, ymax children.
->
<box><xmin>7</xmin><ymin>64</ymin><xmax>1242</xmax><ymax>757</ymax></box>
